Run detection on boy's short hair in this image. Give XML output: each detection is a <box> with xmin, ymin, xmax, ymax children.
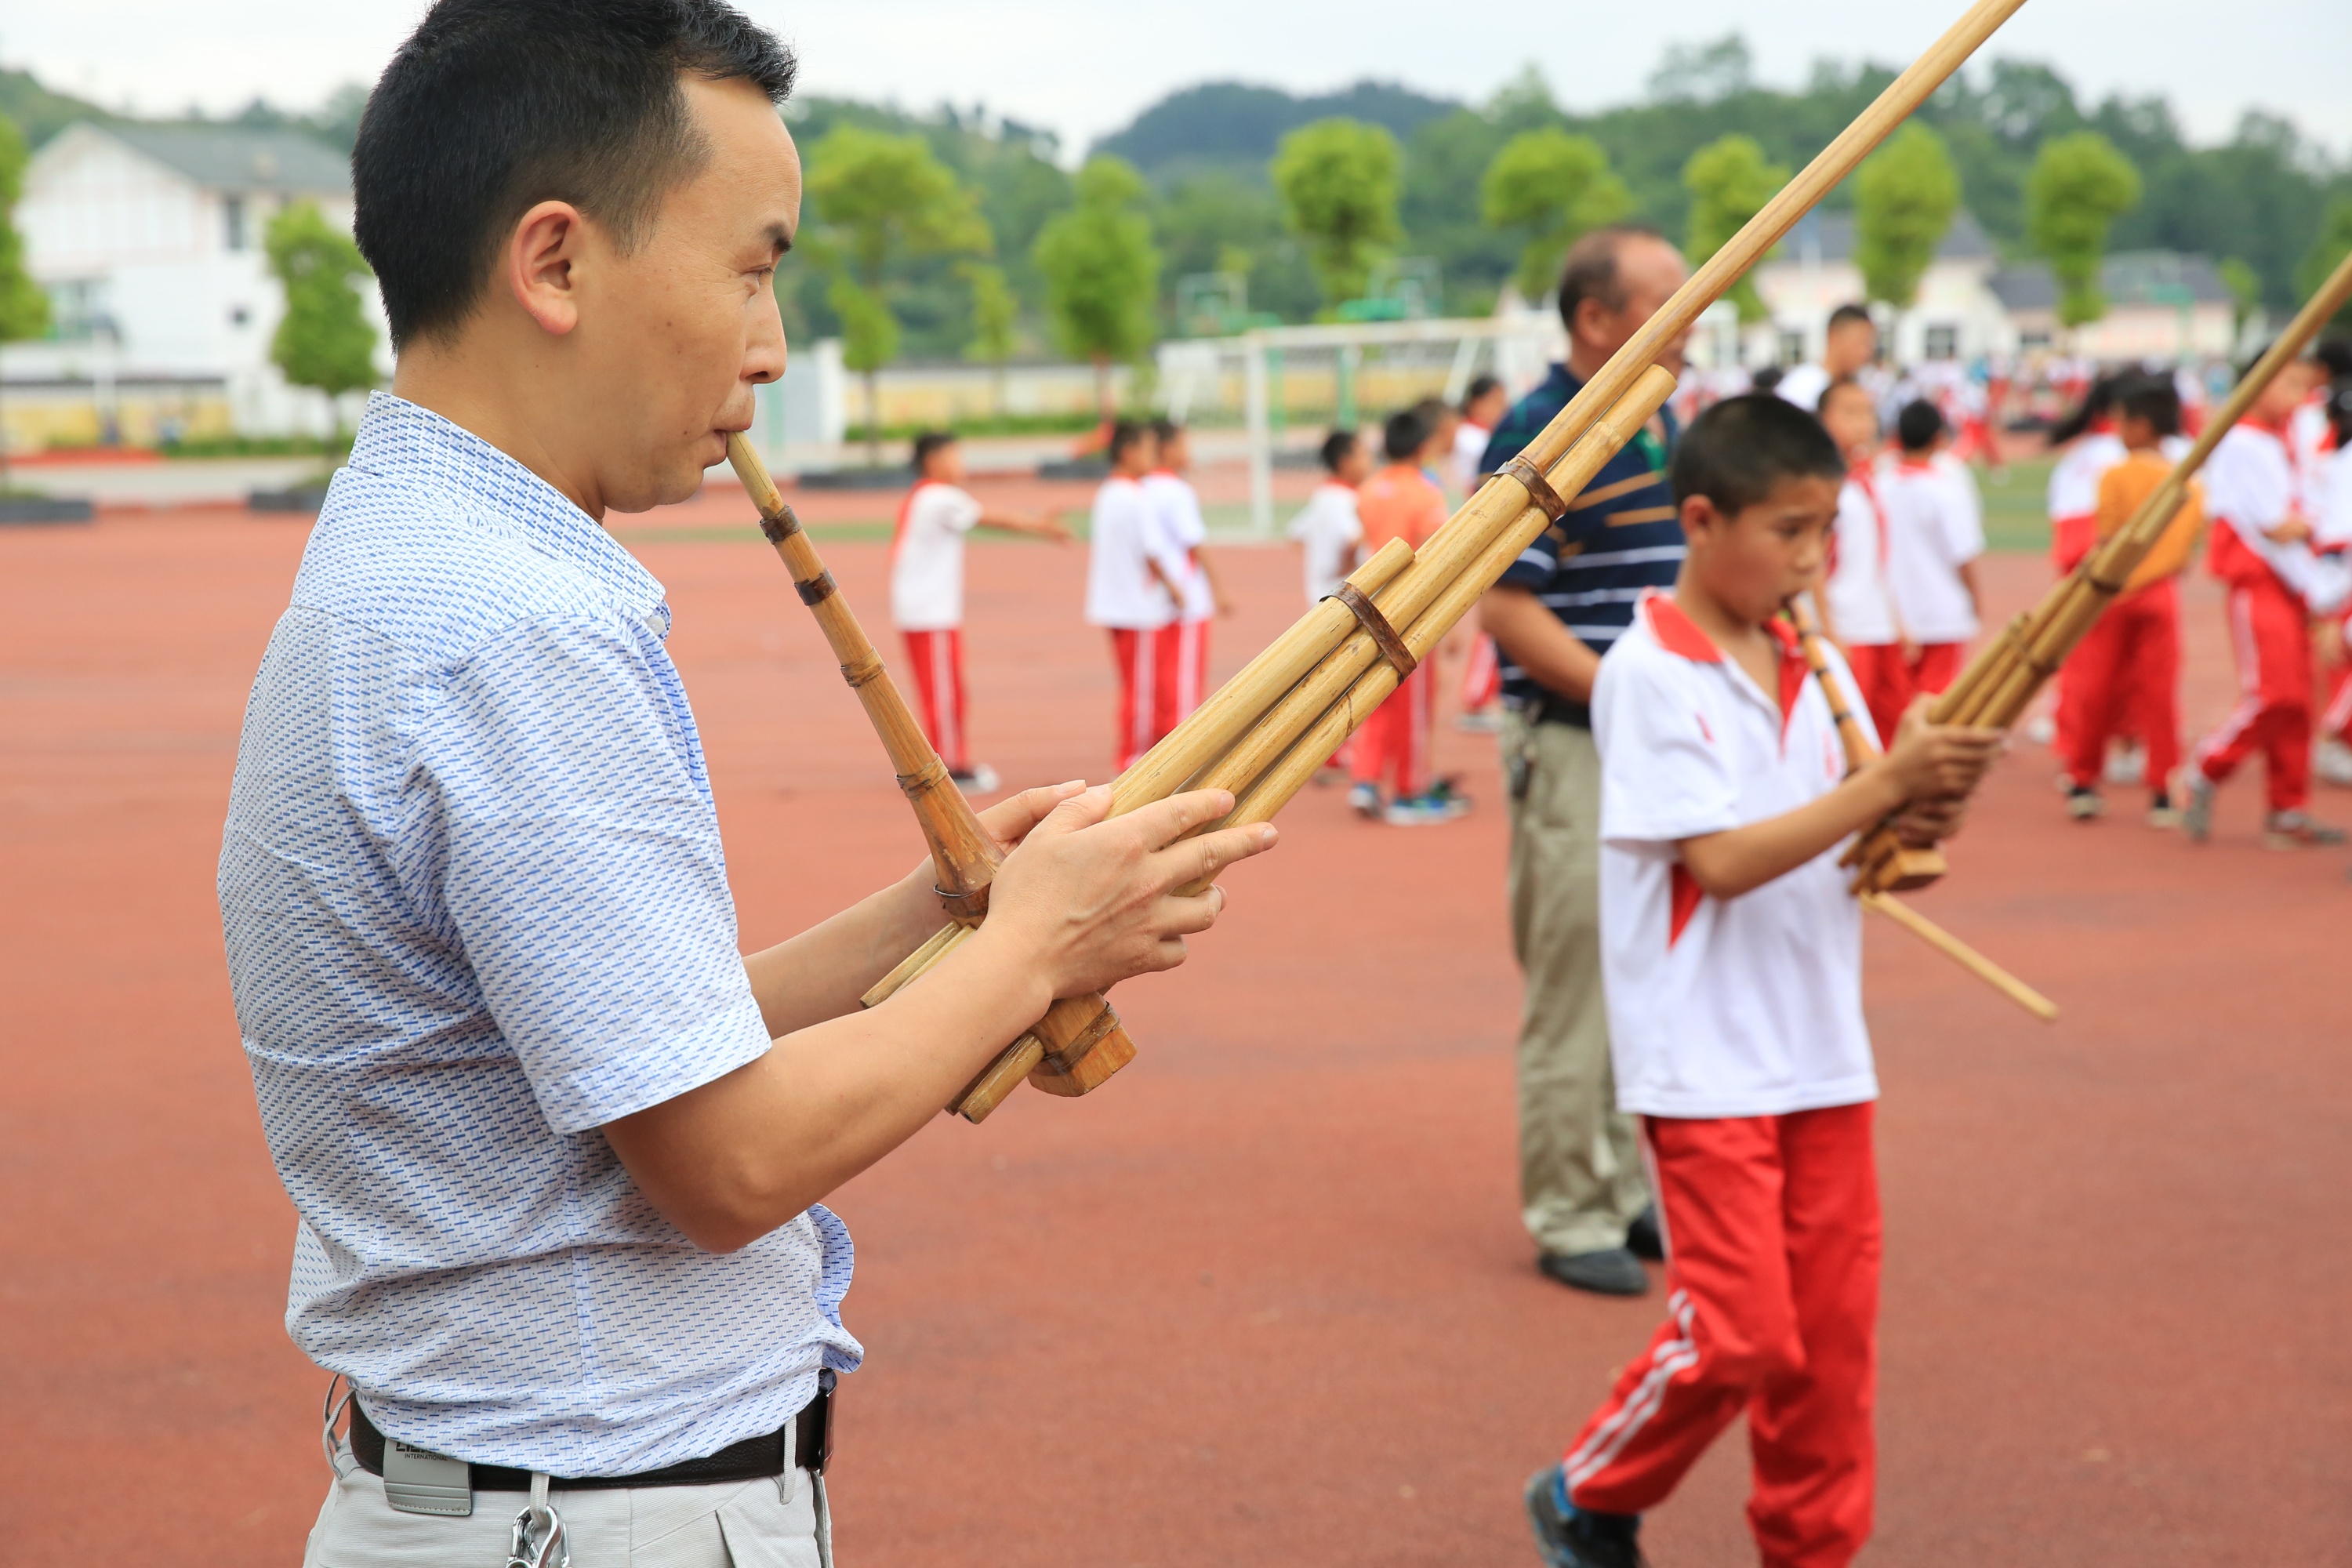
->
<box><xmin>1748</xmin><ymin>364</ymin><xmax>1784</xmax><ymax>395</ymax></box>
<box><xmin>1894</xmin><ymin>398</ymin><xmax>1946</xmax><ymax>452</ymax></box>
<box><xmin>1107</xmin><ymin>419</ymin><xmax>1152</xmax><ymax>463</ymax></box>
<box><xmin>1557</xmin><ymin>223</ymin><xmax>1668</xmax><ymax>335</ymax></box>
<box><xmin>1816</xmin><ymin>375</ymin><xmax>1872</xmax><ymax>418</ymax></box>
<box><xmin>1462</xmin><ymin>373</ymin><xmax>1502</xmax><ymax>408</ymax></box>
<box><xmin>2115</xmin><ymin>374</ymin><xmax>2183</xmax><ymax>437</ymax></box>
<box><xmin>1149</xmin><ymin>416</ymin><xmax>1184</xmax><ymax>446</ymax></box>
<box><xmin>2326</xmin><ymin>377</ymin><xmax>2352</xmax><ymax>448</ymax></box>
<box><xmin>1827</xmin><ymin>303</ymin><xmax>1874</xmax><ymax>334</ymax></box>
<box><xmin>1319</xmin><ymin>428</ymin><xmax>1360</xmax><ymax>473</ymax></box>
<box><xmin>911</xmin><ymin>430</ymin><xmax>956</xmax><ymax>473</ymax></box>
<box><xmin>354</xmin><ymin>0</ymin><xmax>797</xmax><ymax>350</ymax></box>
<box><xmin>1382</xmin><ymin>408</ymin><xmax>1430</xmax><ymax>463</ymax></box>
<box><xmin>1670</xmin><ymin>394</ymin><xmax>1846</xmax><ymax>516</ymax></box>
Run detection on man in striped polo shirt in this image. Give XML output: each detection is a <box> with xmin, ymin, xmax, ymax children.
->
<box><xmin>1479</xmin><ymin>225</ymin><xmax>1691</xmax><ymax>1297</ymax></box>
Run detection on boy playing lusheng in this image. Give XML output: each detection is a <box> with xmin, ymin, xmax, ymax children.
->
<box><xmin>891</xmin><ymin>431</ymin><xmax>1071</xmax><ymax>793</ymax></box>
<box><xmin>1525</xmin><ymin>395</ymin><xmax>2002</xmax><ymax>1568</ymax></box>
<box><xmin>2055</xmin><ymin>377</ymin><xmax>2204</xmax><ymax>825</ymax></box>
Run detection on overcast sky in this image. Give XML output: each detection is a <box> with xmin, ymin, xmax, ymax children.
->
<box><xmin>9</xmin><ymin>1</ymin><xmax>2349</xmax><ymax>156</ymax></box>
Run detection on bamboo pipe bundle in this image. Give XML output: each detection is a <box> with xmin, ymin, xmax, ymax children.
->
<box><xmin>1846</xmin><ymin>244</ymin><xmax>2352</xmax><ymax>893</ymax></box>
<box><xmin>727</xmin><ymin>434</ymin><xmax>1138</xmax><ymax>1118</ymax></box>
<box><xmin>1786</xmin><ymin>597</ymin><xmax>2058</xmax><ymax>1020</ymax></box>
<box><xmin>896</xmin><ymin>0</ymin><xmax>2037</xmax><ymax>1112</ymax></box>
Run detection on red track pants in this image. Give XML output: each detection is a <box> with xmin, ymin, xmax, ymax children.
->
<box><xmin>1350</xmin><ymin>661</ymin><xmax>1433</xmax><ymax>797</ymax></box>
<box><xmin>1109</xmin><ymin>626</ymin><xmax>1181</xmax><ymax>774</ymax></box>
<box><xmin>1842</xmin><ymin>643</ymin><xmax>1962</xmax><ymax>747</ymax></box>
<box><xmin>902</xmin><ymin>629</ymin><xmax>970</xmax><ymax>775</ymax></box>
<box><xmin>1564</xmin><ymin>1104</ymin><xmax>1880</xmax><ymax>1568</ymax></box>
<box><xmin>1173</xmin><ymin>618</ymin><xmax>1212</xmax><ymax>723</ymax></box>
<box><xmin>2192</xmin><ymin>573</ymin><xmax>2312</xmax><ymax>812</ymax></box>
<box><xmin>2058</xmin><ymin>580</ymin><xmax>2180</xmax><ymax>793</ymax></box>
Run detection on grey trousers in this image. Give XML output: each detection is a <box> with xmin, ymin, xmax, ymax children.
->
<box><xmin>1503</xmin><ymin>711</ymin><xmax>1650</xmax><ymax>1257</ymax></box>
<box><xmin>302</xmin><ymin>1443</ymin><xmax>827</xmax><ymax>1568</ymax></box>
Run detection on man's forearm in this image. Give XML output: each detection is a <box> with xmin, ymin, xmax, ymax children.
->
<box><xmin>1479</xmin><ymin>585</ymin><xmax>1602</xmax><ymax>704</ymax></box>
<box><xmin>740</xmin><ymin>864</ymin><xmax>945</xmax><ymax>1037</ymax></box>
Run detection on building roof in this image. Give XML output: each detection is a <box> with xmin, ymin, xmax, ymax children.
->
<box><xmin>100</xmin><ymin>124</ymin><xmax>350</xmax><ymax>198</ymax></box>
<box><xmin>1987</xmin><ymin>250</ymin><xmax>2234</xmax><ymax>314</ymax></box>
<box><xmin>1782</xmin><ymin>207</ymin><xmax>1996</xmax><ymax>265</ymax></box>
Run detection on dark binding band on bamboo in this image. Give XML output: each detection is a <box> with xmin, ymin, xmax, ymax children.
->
<box><xmin>757</xmin><ymin>504</ymin><xmax>804</xmax><ymax>543</ymax></box>
<box><xmin>797</xmin><ymin>572</ymin><xmax>837</xmax><ymax>605</ymax></box>
<box><xmin>1497</xmin><ymin>456</ymin><xmax>1567</xmax><ymax>522</ymax></box>
<box><xmin>1323</xmin><ymin>582</ymin><xmax>1418</xmax><ymax>681</ymax></box>
<box><xmin>840</xmin><ymin>652</ymin><xmax>885</xmax><ymax>688</ymax></box>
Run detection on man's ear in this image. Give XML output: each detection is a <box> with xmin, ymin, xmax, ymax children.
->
<box><xmin>504</xmin><ymin>200</ymin><xmax>590</xmax><ymax>337</ymax></box>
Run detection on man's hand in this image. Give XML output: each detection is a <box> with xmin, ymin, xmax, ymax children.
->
<box><xmin>1881</xmin><ymin>697</ymin><xmax>2002</xmax><ymax>804</ymax></box>
<box><xmin>1893</xmin><ymin>796</ymin><xmax>1969</xmax><ymax>847</ymax></box>
<box><xmin>977</xmin><ymin>786</ymin><xmax>1277</xmax><ymax>1000</ymax></box>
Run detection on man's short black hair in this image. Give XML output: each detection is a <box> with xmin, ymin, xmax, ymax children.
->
<box><xmin>1383</xmin><ymin>408</ymin><xmax>1429</xmax><ymax>463</ymax></box>
<box><xmin>1319</xmin><ymin>428</ymin><xmax>1359</xmax><ymax>473</ymax></box>
<box><xmin>1557</xmin><ymin>223</ymin><xmax>1669</xmax><ymax>336</ymax></box>
<box><xmin>1107</xmin><ymin>419</ymin><xmax>1152</xmax><ymax>463</ymax></box>
<box><xmin>354</xmin><ymin>0</ymin><xmax>796</xmax><ymax>350</ymax></box>
<box><xmin>1895</xmin><ymin>398</ymin><xmax>1946</xmax><ymax>452</ymax></box>
<box><xmin>912</xmin><ymin>430</ymin><xmax>957</xmax><ymax>473</ymax></box>
<box><xmin>1462</xmin><ymin>372</ymin><xmax>1503</xmax><ymax>408</ymax></box>
<box><xmin>2115</xmin><ymin>375</ymin><xmax>2182</xmax><ymax>437</ymax></box>
<box><xmin>1827</xmin><ymin>303</ymin><xmax>1875</xmax><ymax>334</ymax></box>
<box><xmin>1671</xmin><ymin>394</ymin><xmax>1846</xmax><ymax>517</ymax></box>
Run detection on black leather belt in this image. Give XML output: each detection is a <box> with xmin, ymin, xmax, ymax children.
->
<box><xmin>350</xmin><ymin>1371</ymin><xmax>833</xmax><ymax>1492</ymax></box>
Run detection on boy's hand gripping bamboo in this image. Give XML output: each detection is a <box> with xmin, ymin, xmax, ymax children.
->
<box><xmin>727</xmin><ymin>434</ymin><xmax>1134</xmax><ymax>1121</ymax></box>
<box><xmin>1844</xmin><ymin>243</ymin><xmax>2352</xmax><ymax>896</ymax></box>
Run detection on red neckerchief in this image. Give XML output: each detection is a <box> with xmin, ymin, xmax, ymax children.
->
<box><xmin>892</xmin><ymin>479</ymin><xmax>942</xmax><ymax>562</ymax></box>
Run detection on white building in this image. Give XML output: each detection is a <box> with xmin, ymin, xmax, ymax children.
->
<box><xmin>7</xmin><ymin>122</ymin><xmax>386</xmax><ymax>452</ymax></box>
<box><xmin>1744</xmin><ymin>209</ymin><xmax>2011</xmax><ymax>369</ymax></box>
<box><xmin>1987</xmin><ymin>250</ymin><xmax>2236</xmax><ymax>363</ymax></box>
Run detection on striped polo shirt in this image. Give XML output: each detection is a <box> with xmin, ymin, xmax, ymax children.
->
<box><xmin>1479</xmin><ymin>363</ymin><xmax>1684</xmax><ymax>723</ymax></box>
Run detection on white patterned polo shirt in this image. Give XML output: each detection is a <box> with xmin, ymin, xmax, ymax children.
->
<box><xmin>217</xmin><ymin>392</ymin><xmax>861</xmax><ymax>1476</ymax></box>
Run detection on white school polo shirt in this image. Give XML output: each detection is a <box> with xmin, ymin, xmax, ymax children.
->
<box><xmin>1084</xmin><ymin>474</ymin><xmax>1181</xmax><ymax>630</ymax></box>
<box><xmin>1874</xmin><ymin>454</ymin><xmax>1985</xmax><ymax>645</ymax></box>
<box><xmin>1285</xmin><ymin>481</ymin><xmax>1363</xmax><ymax>605</ymax></box>
<box><xmin>1143</xmin><ymin>470</ymin><xmax>1215</xmax><ymax>622</ymax></box>
<box><xmin>890</xmin><ymin>481</ymin><xmax>985</xmax><ymax>632</ymax></box>
<box><xmin>1592</xmin><ymin>593</ymin><xmax>1879</xmax><ymax>1120</ymax></box>
<box><xmin>1824</xmin><ymin>472</ymin><xmax>1900</xmax><ymax>646</ymax></box>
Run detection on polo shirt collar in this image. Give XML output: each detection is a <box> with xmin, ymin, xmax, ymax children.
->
<box><xmin>347</xmin><ymin>391</ymin><xmax>672</xmax><ymax>638</ymax></box>
<box><xmin>1642</xmin><ymin>592</ymin><xmax>1809</xmax><ymax>731</ymax></box>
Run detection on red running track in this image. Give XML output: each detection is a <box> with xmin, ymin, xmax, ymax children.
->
<box><xmin>2</xmin><ymin>497</ymin><xmax>2348</xmax><ymax>1565</ymax></box>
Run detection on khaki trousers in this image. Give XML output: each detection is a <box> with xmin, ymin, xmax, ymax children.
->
<box><xmin>1503</xmin><ymin>711</ymin><xmax>1650</xmax><ymax>1257</ymax></box>
<box><xmin>302</xmin><ymin>1443</ymin><xmax>826</xmax><ymax>1568</ymax></box>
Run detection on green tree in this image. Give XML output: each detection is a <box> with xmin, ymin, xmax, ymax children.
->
<box><xmin>0</xmin><ymin>113</ymin><xmax>48</xmax><ymax>486</ymax></box>
<box><xmin>1853</xmin><ymin>122</ymin><xmax>1959</xmax><ymax>314</ymax></box>
<box><xmin>2217</xmin><ymin>257</ymin><xmax>2263</xmax><ymax>336</ymax></box>
<box><xmin>960</xmin><ymin>261</ymin><xmax>1018</xmax><ymax>415</ymax></box>
<box><xmin>802</xmin><ymin>123</ymin><xmax>990</xmax><ymax>461</ymax></box>
<box><xmin>1031</xmin><ymin>156</ymin><xmax>1160</xmax><ymax>416</ymax></box>
<box><xmin>2296</xmin><ymin>198</ymin><xmax>2352</xmax><ymax>333</ymax></box>
<box><xmin>2026</xmin><ymin>131</ymin><xmax>2142</xmax><ymax>330</ymax></box>
<box><xmin>1481</xmin><ymin>128</ymin><xmax>1632</xmax><ymax>301</ymax></box>
<box><xmin>264</xmin><ymin>200</ymin><xmax>378</xmax><ymax>433</ymax></box>
<box><xmin>1682</xmin><ymin>134</ymin><xmax>1785</xmax><ymax>324</ymax></box>
<box><xmin>1271</xmin><ymin>118</ymin><xmax>1402</xmax><ymax>308</ymax></box>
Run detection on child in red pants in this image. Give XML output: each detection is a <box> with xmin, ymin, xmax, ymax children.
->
<box><xmin>2055</xmin><ymin>376</ymin><xmax>2204</xmax><ymax>826</ymax></box>
<box><xmin>1526</xmin><ymin>394</ymin><xmax>2001</xmax><ymax>1568</ymax></box>
<box><xmin>1350</xmin><ymin>407</ymin><xmax>1467</xmax><ymax>825</ymax></box>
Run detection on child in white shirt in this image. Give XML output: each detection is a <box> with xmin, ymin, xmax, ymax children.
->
<box><xmin>1527</xmin><ymin>392</ymin><xmax>2001</xmax><ymax>1568</ymax></box>
<box><xmin>1285</xmin><ymin>429</ymin><xmax>1370</xmax><ymax>606</ymax></box>
<box><xmin>1144</xmin><ymin>419</ymin><xmax>1229</xmax><ymax>722</ymax></box>
<box><xmin>891</xmin><ymin>432</ymin><xmax>1070</xmax><ymax>792</ymax></box>
<box><xmin>1083</xmin><ymin>422</ymin><xmax>1188</xmax><ymax>771</ymax></box>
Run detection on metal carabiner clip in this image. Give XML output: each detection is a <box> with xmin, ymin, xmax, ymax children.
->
<box><xmin>506</xmin><ymin>1474</ymin><xmax>570</xmax><ymax>1568</ymax></box>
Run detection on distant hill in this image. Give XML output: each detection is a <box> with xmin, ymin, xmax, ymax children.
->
<box><xmin>0</xmin><ymin>69</ymin><xmax>116</xmax><ymax>147</ymax></box>
<box><xmin>1093</xmin><ymin>80</ymin><xmax>1458</xmax><ymax>180</ymax></box>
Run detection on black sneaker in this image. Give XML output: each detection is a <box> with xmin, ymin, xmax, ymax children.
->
<box><xmin>1539</xmin><ymin>1248</ymin><xmax>1649</xmax><ymax>1297</ymax></box>
<box><xmin>1624</xmin><ymin>1205</ymin><xmax>1663</xmax><ymax>1262</ymax></box>
<box><xmin>1525</xmin><ymin>1467</ymin><xmax>1647</xmax><ymax>1568</ymax></box>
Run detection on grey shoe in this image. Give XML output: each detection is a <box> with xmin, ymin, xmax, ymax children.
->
<box><xmin>2179</xmin><ymin>770</ymin><xmax>2216</xmax><ymax>843</ymax></box>
<box><xmin>2264</xmin><ymin>810</ymin><xmax>2348</xmax><ymax>848</ymax></box>
<box><xmin>1525</xmin><ymin>1468</ymin><xmax>1647</xmax><ymax>1568</ymax></box>
<box><xmin>1539</xmin><ymin>1248</ymin><xmax>1649</xmax><ymax>1297</ymax></box>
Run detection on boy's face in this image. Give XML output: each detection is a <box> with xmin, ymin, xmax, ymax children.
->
<box><xmin>1468</xmin><ymin>388</ymin><xmax>1508</xmax><ymax>427</ymax></box>
<box><xmin>1334</xmin><ymin>441</ymin><xmax>1371</xmax><ymax>485</ymax></box>
<box><xmin>1820</xmin><ymin>385</ymin><xmax>1878</xmax><ymax>459</ymax></box>
<box><xmin>1160</xmin><ymin>430</ymin><xmax>1190</xmax><ymax>470</ymax></box>
<box><xmin>1682</xmin><ymin>475</ymin><xmax>1841</xmax><ymax>625</ymax></box>
<box><xmin>2252</xmin><ymin>363</ymin><xmax>2315</xmax><ymax>423</ymax></box>
<box><xmin>923</xmin><ymin>441</ymin><xmax>967</xmax><ymax>486</ymax></box>
<box><xmin>2118</xmin><ymin>413</ymin><xmax>2159</xmax><ymax>451</ymax></box>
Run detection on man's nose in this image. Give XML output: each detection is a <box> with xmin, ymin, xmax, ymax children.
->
<box><xmin>745</xmin><ymin>287</ymin><xmax>787</xmax><ymax>386</ymax></box>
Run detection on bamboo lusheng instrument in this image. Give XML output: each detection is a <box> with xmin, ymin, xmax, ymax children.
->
<box><xmin>1844</xmin><ymin>243</ymin><xmax>2352</xmax><ymax>895</ymax></box>
<box><xmin>1786</xmin><ymin>597</ymin><xmax>2058</xmax><ymax>1022</ymax></box>
<box><xmin>909</xmin><ymin>0</ymin><xmax>2038</xmax><ymax>1113</ymax></box>
<box><xmin>727</xmin><ymin>433</ymin><xmax>1141</xmax><ymax>1116</ymax></box>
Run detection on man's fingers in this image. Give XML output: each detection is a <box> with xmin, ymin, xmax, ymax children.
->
<box><xmin>975</xmin><ymin>780</ymin><xmax>1085</xmax><ymax>846</ymax></box>
<box><xmin>1156</xmin><ymin>888</ymin><xmax>1225</xmax><ymax>938</ymax></box>
<box><xmin>1120</xmin><ymin>787</ymin><xmax>1239</xmax><ymax>850</ymax></box>
<box><xmin>1031</xmin><ymin>782</ymin><xmax>1114</xmax><ymax>840</ymax></box>
<box><xmin>1165</xmin><ymin>822</ymin><xmax>1279</xmax><ymax>891</ymax></box>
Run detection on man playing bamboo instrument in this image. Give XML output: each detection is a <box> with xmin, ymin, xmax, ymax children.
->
<box><xmin>1478</xmin><ymin>225</ymin><xmax>1691</xmax><ymax>1296</ymax></box>
<box><xmin>214</xmin><ymin>4</ymin><xmax>1274</xmax><ymax>1563</ymax></box>
<box><xmin>1525</xmin><ymin>395</ymin><xmax>2001</xmax><ymax>1568</ymax></box>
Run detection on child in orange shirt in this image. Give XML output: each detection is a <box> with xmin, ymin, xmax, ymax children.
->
<box><xmin>2056</xmin><ymin>376</ymin><xmax>2204</xmax><ymax>826</ymax></box>
<box><xmin>1350</xmin><ymin>408</ymin><xmax>1466</xmax><ymax>825</ymax></box>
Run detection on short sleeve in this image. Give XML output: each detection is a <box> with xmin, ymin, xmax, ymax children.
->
<box><xmin>424</xmin><ymin>615</ymin><xmax>772</xmax><ymax>1134</ymax></box>
<box><xmin>1943</xmin><ymin>470</ymin><xmax>1985</xmax><ymax>561</ymax></box>
<box><xmin>1594</xmin><ymin>650</ymin><xmax>1742</xmax><ymax>846</ymax></box>
<box><xmin>939</xmin><ymin>488</ymin><xmax>984</xmax><ymax>534</ymax></box>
